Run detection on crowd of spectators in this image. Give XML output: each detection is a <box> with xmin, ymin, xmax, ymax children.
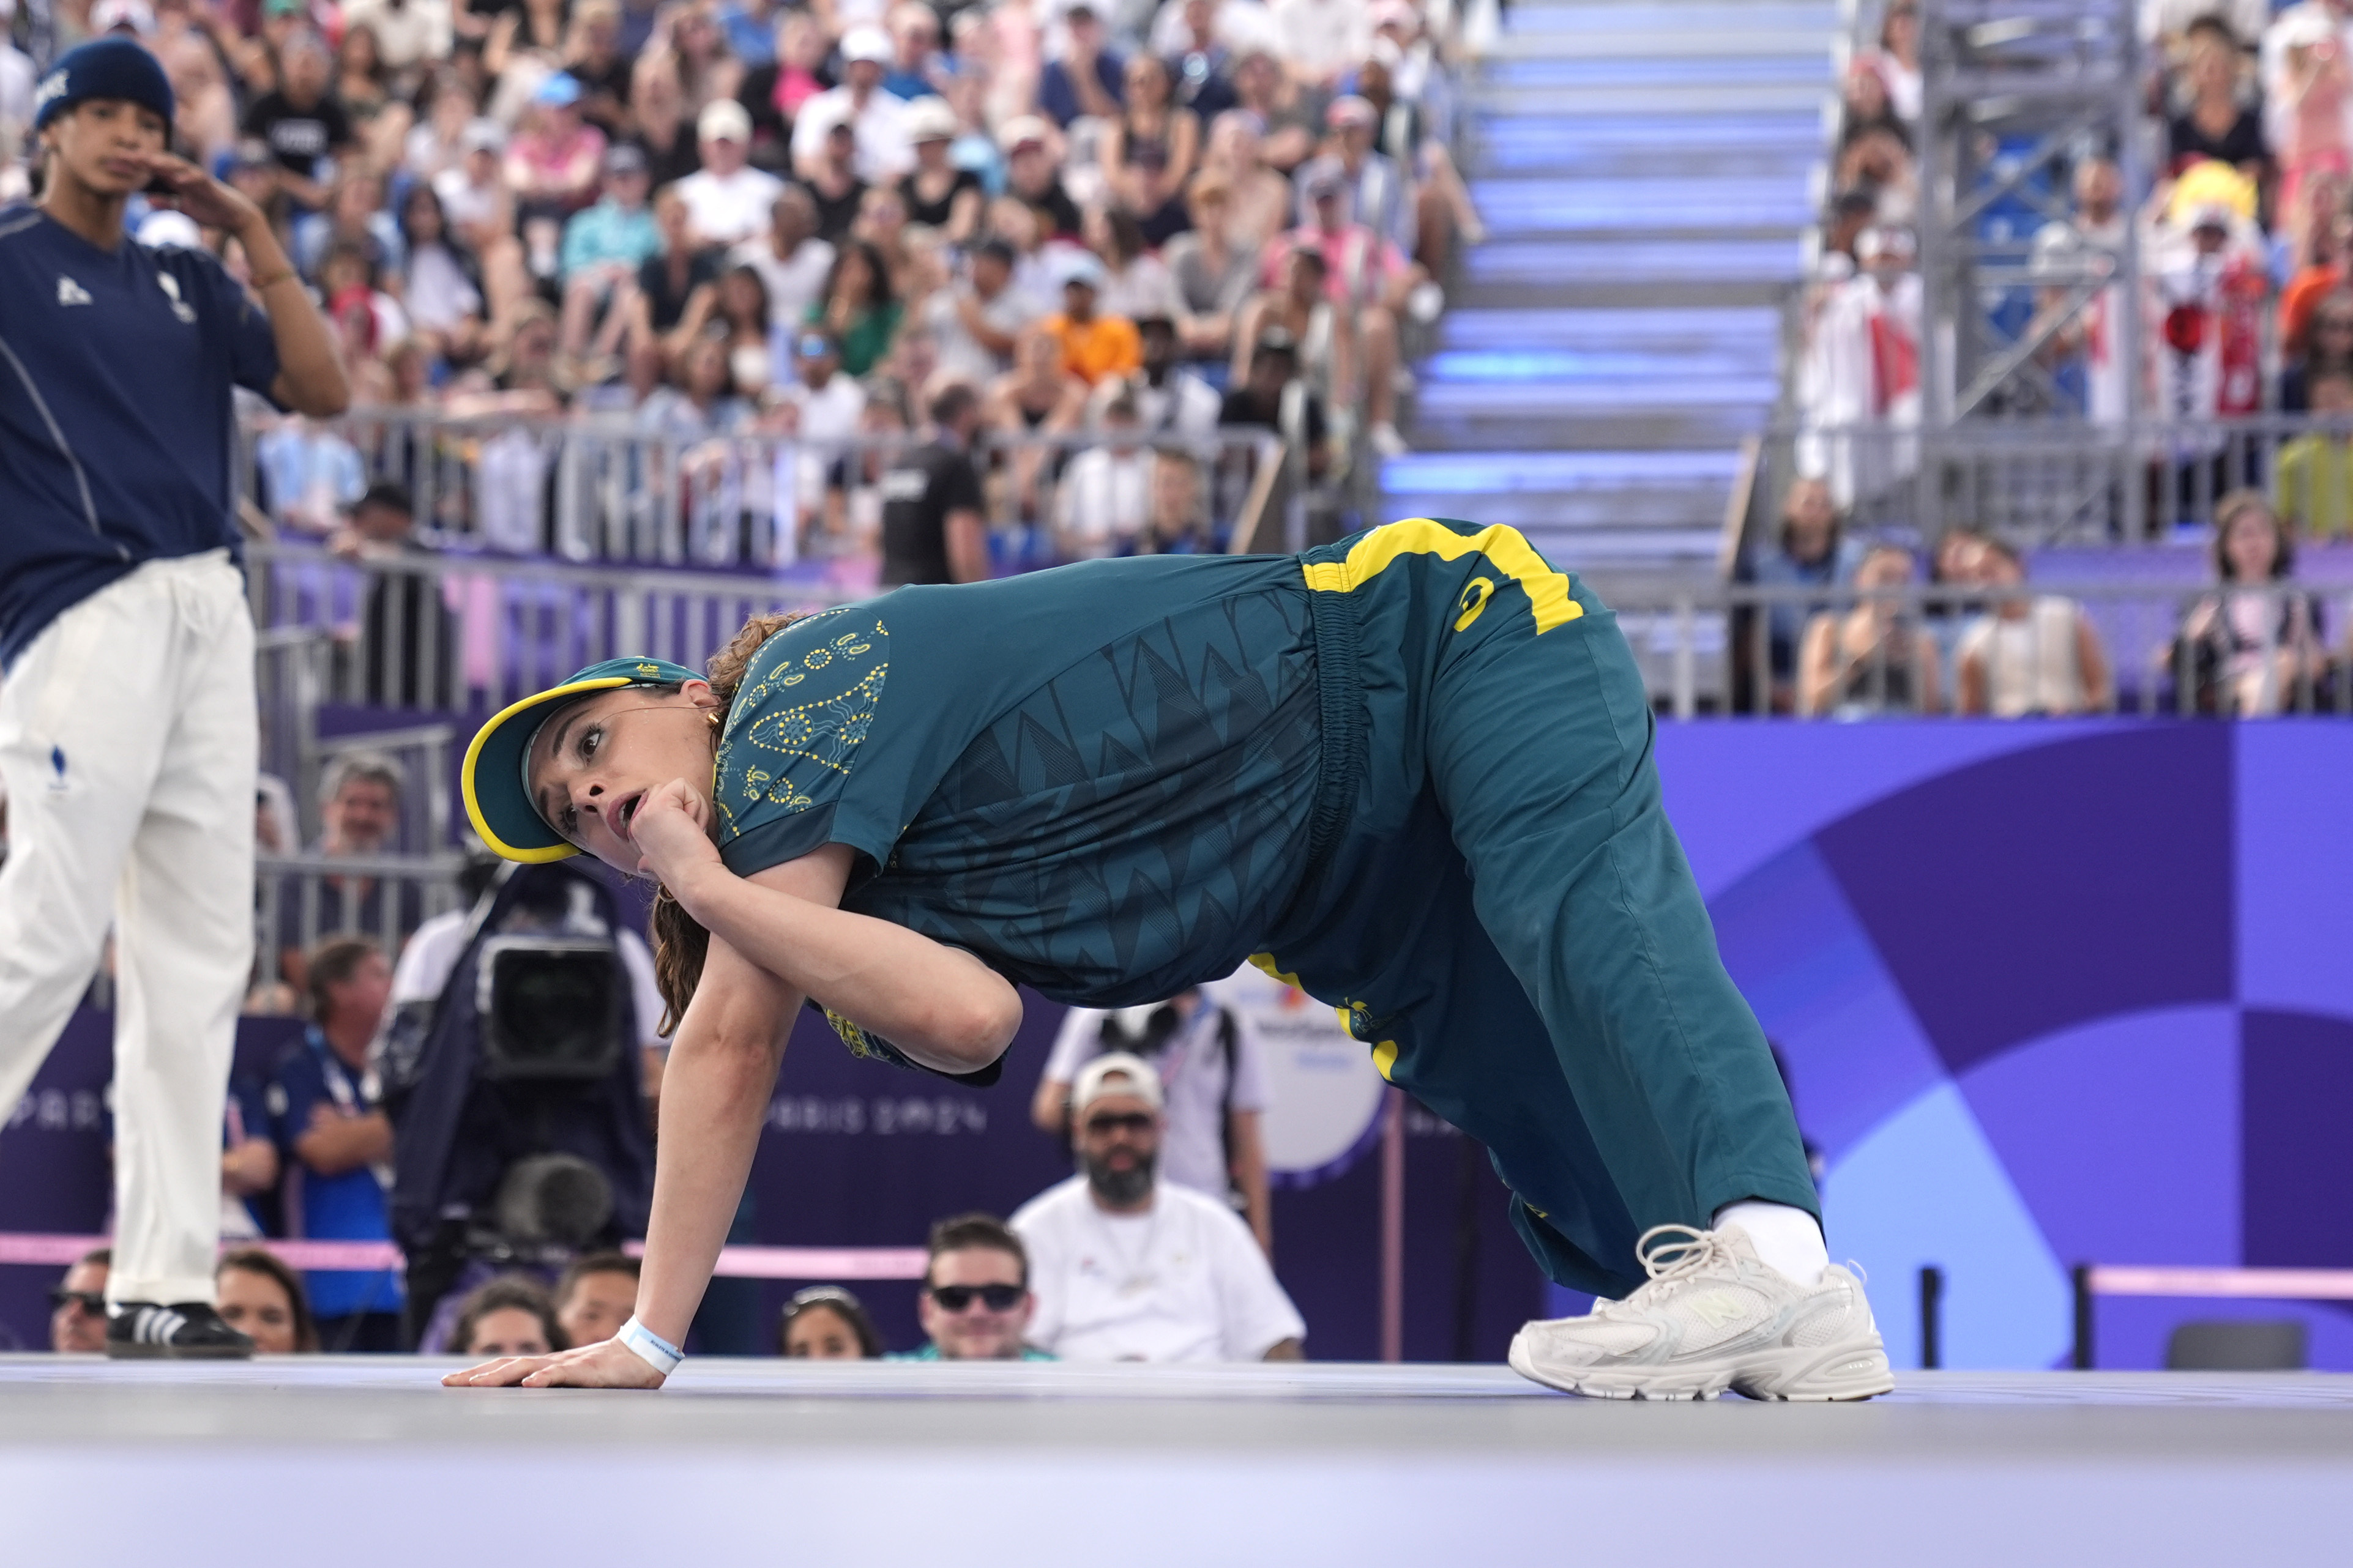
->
<box><xmin>1740</xmin><ymin>469</ymin><xmax>2346</xmax><ymax>716</ymax></box>
<box><xmin>1789</xmin><ymin>0</ymin><xmax>2353</xmax><ymax>513</ymax></box>
<box><xmin>1</xmin><ymin>0</ymin><xmax>1475</xmax><ymax>574</ymax></box>
<box><xmin>1760</xmin><ymin>1</ymin><xmax>2353</xmax><ymax>717</ymax></box>
<box><xmin>48</xmin><ymin>926</ymin><xmax>1302</xmax><ymax>1361</ymax></box>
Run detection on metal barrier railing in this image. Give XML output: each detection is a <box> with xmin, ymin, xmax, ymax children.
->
<box><xmin>254</xmin><ymin>850</ymin><xmax>468</xmax><ymax>989</ymax></box>
<box><xmin>241</xmin><ymin>412</ymin><xmax>1288</xmax><ymax>571</ymax></box>
<box><xmin>1611</xmin><ymin>578</ymin><xmax>2353</xmax><ymax>718</ymax></box>
<box><xmin>247</xmin><ymin>539</ymin><xmax>851</xmax><ymax>720</ymax></box>
<box><xmin>1737</xmin><ymin>415</ymin><xmax>2353</xmax><ymax>550</ymax></box>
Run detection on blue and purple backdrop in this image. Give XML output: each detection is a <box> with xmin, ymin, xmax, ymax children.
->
<box><xmin>1665</xmin><ymin>720</ymin><xmax>2353</xmax><ymax>1372</ymax></box>
<box><xmin>7</xmin><ymin>719</ymin><xmax>2352</xmax><ymax>1367</ymax></box>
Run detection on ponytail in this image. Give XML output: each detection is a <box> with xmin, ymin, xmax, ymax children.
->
<box><xmin>647</xmin><ymin>609</ymin><xmax>808</xmax><ymax>1036</ymax></box>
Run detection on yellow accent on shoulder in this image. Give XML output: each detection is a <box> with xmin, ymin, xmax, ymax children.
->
<box><xmin>1371</xmin><ymin>1039</ymin><xmax>1398</xmax><ymax>1081</ymax></box>
<box><xmin>1299</xmin><ymin>518</ymin><xmax>1584</xmax><ymax>633</ymax></box>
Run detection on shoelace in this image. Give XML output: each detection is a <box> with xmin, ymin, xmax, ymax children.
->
<box><xmin>1589</xmin><ymin>1224</ymin><xmax>1742</xmax><ymax>1319</ymax></box>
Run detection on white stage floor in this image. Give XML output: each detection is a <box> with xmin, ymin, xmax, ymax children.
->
<box><xmin>7</xmin><ymin>1358</ymin><xmax>2352</xmax><ymax>1565</ymax></box>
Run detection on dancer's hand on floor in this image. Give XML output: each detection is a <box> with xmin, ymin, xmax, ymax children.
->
<box><xmin>442</xmin><ymin>1336</ymin><xmax>666</xmax><ymax>1389</ymax></box>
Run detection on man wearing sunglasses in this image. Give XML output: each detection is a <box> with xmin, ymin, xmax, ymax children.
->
<box><xmin>50</xmin><ymin>1247</ymin><xmax>111</xmax><ymax>1353</ymax></box>
<box><xmin>899</xmin><ymin>1213</ymin><xmax>1054</xmax><ymax>1361</ymax></box>
<box><xmin>1013</xmin><ymin>1053</ymin><xmax>1304</xmax><ymax>1362</ymax></box>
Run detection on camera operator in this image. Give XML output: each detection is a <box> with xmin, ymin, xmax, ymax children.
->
<box><xmin>388</xmin><ymin>844</ymin><xmax>673</xmax><ymax>1116</ymax></box>
<box><xmin>377</xmin><ymin>854</ymin><xmax>658</xmax><ymax>1345</ymax></box>
<box><xmin>1031</xmin><ymin>983</ymin><xmax>1274</xmax><ymax>1257</ymax></box>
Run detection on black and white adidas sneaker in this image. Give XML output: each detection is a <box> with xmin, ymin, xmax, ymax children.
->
<box><xmin>105</xmin><ymin>1302</ymin><xmax>255</xmax><ymax>1359</ymax></box>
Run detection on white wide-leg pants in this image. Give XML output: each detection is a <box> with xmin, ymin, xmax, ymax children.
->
<box><xmin>0</xmin><ymin>550</ymin><xmax>257</xmax><ymax>1306</ymax></box>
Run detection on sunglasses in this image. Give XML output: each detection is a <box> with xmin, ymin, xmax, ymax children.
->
<box><xmin>929</xmin><ymin>1282</ymin><xmax>1024</xmax><ymax>1313</ymax></box>
<box><xmin>50</xmin><ymin>1289</ymin><xmax>105</xmax><ymax>1315</ymax></box>
<box><xmin>1083</xmin><ymin>1111</ymin><xmax>1154</xmax><ymax>1137</ymax></box>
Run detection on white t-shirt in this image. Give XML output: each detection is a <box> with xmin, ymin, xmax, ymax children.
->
<box><xmin>1955</xmin><ymin>597</ymin><xmax>2089</xmax><ymax>718</ymax></box>
<box><xmin>926</xmin><ymin>280</ymin><xmax>1041</xmax><ymax>385</ymax></box>
<box><xmin>1270</xmin><ymin>0</ymin><xmax>1373</xmax><ymax>80</ymax></box>
<box><xmin>790</xmin><ymin>84</ymin><xmax>915</xmax><ymax>183</ymax></box>
<box><xmin>731</xmin><ymin>234</ymin><xmax>837</xmax><ymax>333</ymax></box>
<box><xmin>390</xmin><ymin>906</ymin><xmax>669</xmax><ymax>1052</ymax></box>
<box><xmin>1051</xmin><ymin>448</ymin><xmax>1154</xmax><ymax>557</ymax></box>
<box><xmin>431</xmin><ymin>168</ymin><xmax>504</xmax><ymax>234</ymax></box>
<box><xmin>677</xmin><ymin>165</ymin><xmax>789</xmax><ymax>248</ymax></box>
<box><xmin>1044</xmin><ymin>1000</ymin><xmax>1270</xmax><ymax>1197</ymax></box>
<box><xmin>1012</xmin><ymin>1175</ymin><xmax>1305</xmax><ymax>1361</ymax></box>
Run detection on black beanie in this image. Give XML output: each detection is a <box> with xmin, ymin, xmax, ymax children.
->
<box><xmin>33</xmin><ymin>39</ymin><xmax>176</xmax><ymax>134</ymax></box>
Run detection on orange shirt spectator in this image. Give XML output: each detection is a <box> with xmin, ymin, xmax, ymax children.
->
<box><xmin>2281</xmin><ymin>262</ymin><xmax>2343</xmax><ymax>357</ymax></box>
<box><xmin>1045</xmin><ymin>255</ymin><xmax>1142</xmax><ymax>384</ymax></box>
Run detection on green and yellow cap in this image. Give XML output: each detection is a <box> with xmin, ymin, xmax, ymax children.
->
<box><xmin>461</xmin><ymin>656</ymin><xmax>705</xmax><ymax>863</ymax></box>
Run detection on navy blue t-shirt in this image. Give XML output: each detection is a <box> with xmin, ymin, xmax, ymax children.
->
<box><xmin>0</xmin><ymin>207</ymin><xmax>282</xmax><ymax>670</ymax></box>
<box><xmin>266</xmin><ymin>1028</ymin><xmax>404</xmax><ymax>1320</ymax></box>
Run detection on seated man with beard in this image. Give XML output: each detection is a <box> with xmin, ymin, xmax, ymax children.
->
<box><xmin>1010</xmin><ymin>1053</ymin><xmax>1303</xmax><ymax>1362</ymax></box>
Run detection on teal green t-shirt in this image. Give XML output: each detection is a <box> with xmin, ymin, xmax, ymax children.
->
<box><xmin>712</xmin><ymin>554</ymin><xmax>1324</xmax><ymax>1007</ymax></box>
<box><xmin>886</xmin><ymin>1344</ymin><xmax>1057</xmax><ymax>1361</ymax></box>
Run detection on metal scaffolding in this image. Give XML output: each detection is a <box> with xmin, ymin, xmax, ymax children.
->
<box><xmin>1914</xmin><ymin>0</ymin><xmax>2147</xmax><ymax>537</ymax></box>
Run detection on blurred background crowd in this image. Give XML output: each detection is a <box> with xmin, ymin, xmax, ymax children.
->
<box><xmin>0</xmin><ymin>0</ymin><xmax>1477</xmax><ymax>573</ymax></box>
<box><xmin>1745</xmin><ymin>0</ymin><xmax>2353</xmax><ymax>718</ymax></box>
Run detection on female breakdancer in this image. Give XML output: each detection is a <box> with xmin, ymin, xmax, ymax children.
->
<box><xmin>449</xmin><ymin>517</ymin><xmax>1890</xmax><ymax>1400</ymax></box>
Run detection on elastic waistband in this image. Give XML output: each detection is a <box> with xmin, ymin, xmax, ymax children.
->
<box><xmin>130</xmin><ymin>547</ymin><xmax>237</xmax><ymax>581</ymax></box>
<box><xmin>1303</xmin><ymin>574</ymin><xmax>1365</xmax><ymax>876</ymax></box>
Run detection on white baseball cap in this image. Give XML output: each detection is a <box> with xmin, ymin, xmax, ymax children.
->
<box><xmin>697</xmin><ymin>97</ymin><xmax>752</xmax><ymax>143</ymax></box>
<box><xmin>841</xmin><ymin>24</ymin><xmax>894</xmax><ymax>64</ymax></box>
<box><xmin>1073</xmin><ymin>1051</ymin><xmax>1165</xmax><ymax>1116</ymax></box>
<box><xmin>998</xmin><ymin>113</ymin><xmax>1051</xmax><ymax>153</ymax></box>
<box><xmin>904</xmin><ymin>95</ymin><xmax>958</xmax><ymax>143</ymax></box>
<box><xmin>91</xmin><ymin>0</ymin><xmax>156</xmax><ymax>34</ymax></box>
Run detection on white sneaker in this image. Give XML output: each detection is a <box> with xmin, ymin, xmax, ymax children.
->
<box><xmin>1507</xmin><ymin>1224</ymin><xmax>1895</xmax><ymax>1402</ymax></box>
<box><xmin>1367</xmin><ymin>420</ymin><xmax>1410</xmax><ymax>457</ymax></box>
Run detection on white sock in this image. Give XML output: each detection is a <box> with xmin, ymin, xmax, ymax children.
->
<box><xmin>1712</xmin><ymin>1200</ymin><xmax>1828</xmax><ymax>1288</ymax></box>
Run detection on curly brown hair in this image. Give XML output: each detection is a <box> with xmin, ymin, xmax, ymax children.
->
<box><xmin>647</xmin><ymin>610</ymin><xmax>808</xmax><ymax>1036</ymax></box>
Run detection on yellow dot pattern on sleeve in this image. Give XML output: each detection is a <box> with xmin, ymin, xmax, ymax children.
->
<box><xmin>714</xmin><ymin>615</ymin><xmax>890</xmax><ymax>842</ymax></box>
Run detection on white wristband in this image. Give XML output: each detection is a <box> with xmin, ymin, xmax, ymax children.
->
<box><xmin>614</xmin><ymin>1315</ymin><xmax>684</xmax><ymax>1376</ymax></box>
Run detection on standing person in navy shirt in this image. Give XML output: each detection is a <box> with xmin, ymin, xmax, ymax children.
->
<box><xmin>0</xmin><ymin>39</ymin><xmax>348</xmax><ymax>1358</ymax></box>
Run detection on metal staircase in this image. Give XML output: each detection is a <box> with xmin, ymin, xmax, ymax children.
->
<box><xmin>1384</xmin><ymin>0</ymin><xmax>1838</xmax><ymax>598</ymax></box>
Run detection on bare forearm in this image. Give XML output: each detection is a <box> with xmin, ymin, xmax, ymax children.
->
<box><xmin>677</xmin><ymin>863</ymin><xmax>1020</xmax><ymax>1068</ymax></box>
<box><xmin>1230</xmin><ymin>1111</ymin><xmax>1272</xmax><ymax>1256</ymax></box>
<box><xmin>222</xmin><ymin>1139</ymin><xmax>278</xmax><ymax>1196</ymax></box>
<box><xmin>295</xmin><ymin>1112</ymin><xmax>391</xmax><ymax>1175</ymax></box>
<box><xmin>947</xmin><ymin>511</ymin><xmax>990</xmax><ymax>582</ymax></box>
<box><xmin>240</xmin><ymin>216</ymin><xmax>349</xmax><ymax>415</ymax></box>
<box><xmin>634</xmin><ymin>1020</ymin><xmax>787</xmax><ymax>1343</ymax></box>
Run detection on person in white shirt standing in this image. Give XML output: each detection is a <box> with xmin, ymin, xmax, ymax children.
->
<box><xmin>1012</xmin><ymin>1053</ymin><xmax>1303</xmax><ymax>1362</ymax></box>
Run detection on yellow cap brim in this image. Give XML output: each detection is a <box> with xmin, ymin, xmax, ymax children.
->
<box><xmin>459</xmin><ymin>677</ymin><xmax>636</xmax><ymax>863</ymax></box>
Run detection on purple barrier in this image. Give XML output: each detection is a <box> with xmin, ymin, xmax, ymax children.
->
<box><xmin>0</xmin><ymin>997</ymin><xmax>1543</xmax><ymax>1360</ymax></box>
